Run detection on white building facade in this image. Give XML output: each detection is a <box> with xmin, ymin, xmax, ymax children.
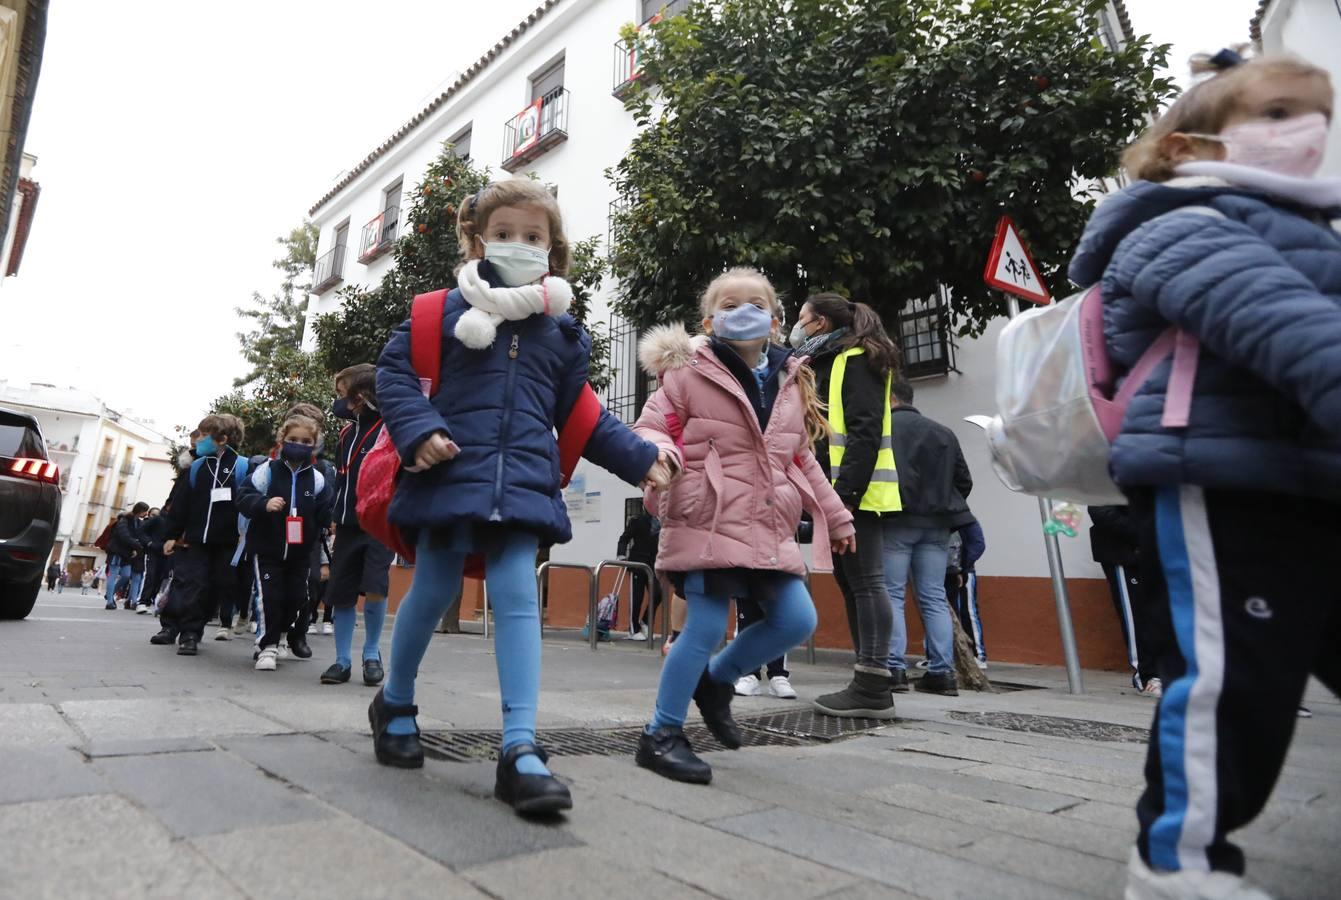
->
<box><xmin>0</xmin><ymin>381</ymin><xmax>174</xmax><ymax>572</ymax></box>
<box><xmin>301</xmin><ymin>0</ymin><xmax>1135</xmax><ymax>594</ymax></box>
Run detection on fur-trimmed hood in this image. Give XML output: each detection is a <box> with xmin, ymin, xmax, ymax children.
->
<box><xmin>638</xmin><ymin>323</ymin><xmax>710</xmax><ymax>376</ymax></box>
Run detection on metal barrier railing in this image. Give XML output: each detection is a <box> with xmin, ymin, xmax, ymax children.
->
<box><xmin>592</xmin><ymin>559</ymin><xmax>662</xmax><ymax>651</ymax></box>
<box><xmin>536</xmin><ymin>561</ymin><xmax>595</xmax><ymax>642</ymax></box>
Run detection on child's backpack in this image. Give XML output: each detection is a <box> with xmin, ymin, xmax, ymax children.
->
<box><xmin>583</xmin><ymin>568</ymin><xmax>625</xmax><ymax>641</ymax></box>
<box><xmin>187</xmin><ymin>455</ymin><xmax>249</xmax><ymax>490</ymax></box>
<box><xmin>93</xmin><ymin>520</ymin><xmax>117</xmax><ymax>551</ymax></box>
<box><xmin>356</xmin><ymin>289</ymin><xmax>605</xmax><ymax>567</ymax></box>
<box><xmin>981</xmin><ymin>284</ymin><xmax>1199</xmax><ymax>506</ymax></box>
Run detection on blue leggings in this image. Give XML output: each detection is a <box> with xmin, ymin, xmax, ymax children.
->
<box><xmin>383</xmin><ymin>528</ymin><xmax>542</xmax><ymax>754</ymax></box>
<box><xmin>651</xmin><ymin>570</ymin><xmax>817</xmax><ymax>730</ymax></box>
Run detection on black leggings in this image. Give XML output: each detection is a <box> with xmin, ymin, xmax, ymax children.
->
<box><xmin>832</xmin><ymin>511</ymin><xmax>892</xmax><ymax>670</ymax></box>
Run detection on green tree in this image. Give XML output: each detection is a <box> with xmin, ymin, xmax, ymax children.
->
<box><xmin>210</xmin><ymin>346</ymin><xmax>341</xmax><ymax>458</ymax></box>
<box><xmin>314</xmin><ymin>143</ymin><xmax>613</xmax><ymax>388</ymax></box>
<box><xmin>233</xmin><ymin>222</ymin><xmax>320</xmax><ymax>387</ymax></box>
<box><xmin>610</xmin><ymin>0</ymin><xmax>1174</xmax><ymax>335</ymax></box>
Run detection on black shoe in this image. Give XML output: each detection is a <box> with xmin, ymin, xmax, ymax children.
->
<box><xmin>363</xmin><ymin>656</ymin><xmax>385</xmax><ymax>686</ymax></box>
<box><xmin>915</xmin><ymin>671</ymin><xmax>960</xmax><ymax>697</ymax></box>
<box><xmin>813</xmin><ymin>668</ymin><xmax>897</xmax><ymax>719</ymax></box>
<box><xmin>320</xmin><ymin>663</ymin><xmax>351</xmax><ymax>684</ymax></box>
<box><xmin>494</xmin><ymin>743</ymin><xmax>572</xmax><ymax>816</ymax></box>
<box><xmin>890</xmin><ymin>668</ymin><xmax>911</xmax><ymax>694</ymax></box>
<box><xmin>368</xmin><ymin>688</ymin><xmax>423</xmax><ymax>769</ymax></box>
<box><xmin>288</xmin><ymin>638</ymin><xmax>313</xmax><ymax>659</ymax></box>
<box><xmin>177</xmin><ymin>636</ymin><xmax>198</xmax><ymax>656</ymax></box>
<box><xmin>692</xmin><ymin>670</ymin><xmax>742</xmax><ymax>749</ymax></box>
<box><xmin>636</xmin><ymin>725</ymin><xmax>712</xmax><ymax>784</ymax></box>
<box><xmin>149</xmin><ymin>628</ymin><xmax>176</xmax><ymax>645</ymax></box>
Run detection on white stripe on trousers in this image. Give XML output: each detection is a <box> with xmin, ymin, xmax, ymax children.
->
<box><xmin>253</xmin><ymin>556</ymin><xmax>267</xmax><ymax>647</ymax></box>
<box><xmin>1176</xmin><ymin>485</ymin><xmax>1226</xmax><ymax>871</ymax></box>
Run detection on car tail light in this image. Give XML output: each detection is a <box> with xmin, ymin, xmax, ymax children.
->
<box><xmin>5</xmin><ymin>456</ymin><xmax>59</xmax><ymax>485</ymax></box>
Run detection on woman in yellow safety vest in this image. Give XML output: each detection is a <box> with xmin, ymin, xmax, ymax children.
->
<box><xmin>788</xmin><ymin>293</ymin><xmax>902</xmax><ymax>719</ymax></box>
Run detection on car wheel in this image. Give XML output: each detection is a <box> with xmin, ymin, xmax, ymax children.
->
<box><xmin>0</xmin><ymin>576</ymin><xmax>41</xmax><ymax>620</ymax></box>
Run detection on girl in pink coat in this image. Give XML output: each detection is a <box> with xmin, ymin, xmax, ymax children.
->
<box><xmin>633</xmin><ymin>267</ymin><xmax>855</xmax><ymax>785</ymax></box>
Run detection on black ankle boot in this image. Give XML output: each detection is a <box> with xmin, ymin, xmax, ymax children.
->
<box><xmin>693</xmin><ymin>670</ymin><xmax>742</xmax><ymax>749</ymax></box>
<box><xmin>813</xmin><ymin>667</ymin><xmax>898</xmax><ymax>719</ymax></box>
<box><xmin>368</xmin><ymin>688</ymin><xmax>424</xmax><ymax>769</ymax></box>
<box><xmin>636</xmin><ymin>725</ymin><xmax>712</xmax><ymax>784</ymax></box>
<box><xmin>176</xmin><ymin>636</ymin><xmax>198</xmax><ymax>656</ymax></box>
<box><xmin>150</xmin><ymin>627</ymin><xmax>176</xmax><ymax>645</ymax></box>
<box><xmin>494</xmin><ymin>743</ymin><xmax>572</xmax><ymax>816</ymax></box>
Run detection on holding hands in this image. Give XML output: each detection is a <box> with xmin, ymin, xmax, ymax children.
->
<box><xmin>830</xmin><ymin>533</ymin><xmax>857</xmax><ymax>556</ymax></box>
<box><xmin>641</xmin><ymin>450</ymin><xmax>679</xmax><ymax>491</ymax></box>
<box><xmin>408</xmin><ymin>432</ymin><xmax>460</xmax><ymax>473</ymax></box>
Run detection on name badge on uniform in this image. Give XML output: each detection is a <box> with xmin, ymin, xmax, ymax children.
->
<box><xmin>286</xmin><ymin>516</ymin><xmax>304</xmax><ymax>545</ymax></box>
<box><xmin>210</xmin><ymin>487</ymin><xmax>232</xmax><ymax>503</ymax></box>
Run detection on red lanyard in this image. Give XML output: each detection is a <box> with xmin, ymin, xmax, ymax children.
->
<box><xmin>339</xmin><ymin>419</ymin><xmax>383</xmax><ymax>474</ymax></box>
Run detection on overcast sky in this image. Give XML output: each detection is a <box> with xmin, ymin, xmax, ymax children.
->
<box><xmin>3</xmin><ymin>0</ymin><xmax>1262</xmax><ymax>434</ymax></box>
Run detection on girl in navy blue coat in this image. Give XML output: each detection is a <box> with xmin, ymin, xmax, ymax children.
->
<box><xmin>1068</xmin><ymin>49</ymin><xmax>1341</xmax><ymax>899</ymax></box>
<box><xmin>373</xmin><ymin>179</ymin><xmax>667</xmax><ymax>815</ymax></box>
<box><xmin>235</xmin><ymin>415</ymin><xmax>333</xmax><ymax>672</ymax></box>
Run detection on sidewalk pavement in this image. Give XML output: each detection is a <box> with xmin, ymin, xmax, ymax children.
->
<box><xmin>1</xmin><ymin>589</ymin><xmax>1336</xmax><ymax>899</ymax></box>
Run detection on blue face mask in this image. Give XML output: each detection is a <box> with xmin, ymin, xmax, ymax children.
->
<box><xmin>711</xmin><ymin>304</ymin><xmax>774</xmax><ymax>342</ymax></box>
<box><xmin>195</xmin><ymin>435</ymin><xmax>218</xmax><ymax>456</ymax></box>
<box><xmin>281</xmin><ymin>442</ymin><xmax>313</xmax><ymax>464</ymax></box>
<box><xmin>331</xmin><ymin>397</ymin><xmax>354</xmax><ymax>420</ymax></box>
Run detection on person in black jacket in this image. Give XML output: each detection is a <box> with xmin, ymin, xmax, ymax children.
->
<box><xmin>1090</xmin><ymin>504</ymin><xmax>1171</xmax><ymax>697</ymax></box>
<box><xmin>134</xmin><ymin>507</ymin><xmax>166</xmax><ymax>613</ymax></box>
<box><xmin>617</xmin><ymin>509</ymin><xmax>661</xmax><ymax>639</ymax></box>
<box><xmin>235</xmin><ymin>414</ymin><xmax>333</xmax><ymax>671</ymax></box>
<box><xmin>880</xmin><ymin>380</ymin><xmax>974</xmax><ymax>697</ymax></box>
<box><xmin>105</xmin><ymin>505</ymin><xmax>149</xmax><ymax>610</ymax></box>
<box><xmin>321</xmin><ymin>364</ymin><xmax>395</xmax><ymax>687</ymax></box>
<box><xmin>159</xmin><ymin>414</ymin><xmax>246</xmax><ymax>656</ymax></box>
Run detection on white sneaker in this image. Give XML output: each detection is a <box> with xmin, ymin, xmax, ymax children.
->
<box><xmin>135</xmin><ymin>604</ymin><xmax>150</xmax><ymax>615</ymax></box>
<box><xmin>914</xmin><ymin>658</ymin><xmax>931</xmax><ymax>669</ymax></box>
<box><xmin>322</xmin><ymin>622</ymin><xmax>333</xmax><ymax>635</ymax></box>
<box><xmin>974</xmin><ymin>658</ymin><xmax>988</xmax><ymax>671</ymax></box>
<box><xmin>214</xmin><ymin>627</ymin><xmax>231</xmax><ymax>642</ymax></box>
<box><xmin>276</xmin><ymin>644</ymin><xmax>290</xmax><ymax>661</ymax></box>
<box><xmin>233</xmin><ymin>620</ymin><xmax>246</xmax><ymax>635</ymax></box>
<box><xmin>1124</xmin><ymin>847</ymin><xmax>1273</xmax><ymax>900</ymax></box>
<box><xmin>768</xmin><ymin>675</ymin><xmax>798</xmax><ymax>699</ymax></box>
<box><xmin>626</xmin><ymin>629</ymin><xmax>649</xmax><ymax>641</ymax></box>
<box><xmin>734</xmin><ymin>674</ymin><xmax>762</xmax><ymax>696</ymax></box>
<box><xmin>1141</xmin><ymin>677</ymin><xmax>1164</xmax><ymax>699</ymax></box>
<box><xmin>254</xmin><ymin>648</ymin><xmax>278</xmax><ymax>671</ymax></box>
<box><xmin>250</xmin><ymin>621</ymin><xmax>258</xmax><ymax>634</ymax></box>
<box><xmin>307</xmin><ymin>623</ymin><xmax>317</xmax><ymax>635</ymax></box>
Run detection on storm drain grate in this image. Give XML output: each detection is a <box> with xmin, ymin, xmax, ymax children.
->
<box><xmin>948</xmin><ymin>711</ymin><xmax>1150</xmax><ymax>744</ymax></box>
<box><xmin>420</xmin><ymin>710</ymin><xmax>889</xmax><ymax>763</ymax></box>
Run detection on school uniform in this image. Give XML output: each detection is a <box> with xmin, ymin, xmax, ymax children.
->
<box><xmin>235</xmin><ymin>459</ymin><xmax>332</xmax><ymax>649</ymax></box>
<box><xmin>327</xmin><ymin>410</ymin><xmax>395</xmax><ymax>608</ymax></box>
<box><xmin>944</xmin><ymin>520</ymin><xmax>986</xmax><ymax>663</ymax></box>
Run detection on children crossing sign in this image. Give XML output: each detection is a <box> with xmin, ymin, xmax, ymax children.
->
<box><xmin>983</xmin><ymin>215</ymin><xmax>1051</xmax><ymax>305</ymax></box>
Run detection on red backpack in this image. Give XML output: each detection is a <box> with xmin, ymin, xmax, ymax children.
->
<box><xmin>356</xmin><ymin>289</ymin><xmax>603</xmax><ymax>568</ymax></box>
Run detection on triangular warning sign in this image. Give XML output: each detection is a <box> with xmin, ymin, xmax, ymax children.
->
<box><xmin>983</xmin><ymin>215</ymin><xmax>1051</xmax><ymax>305</ymax></box>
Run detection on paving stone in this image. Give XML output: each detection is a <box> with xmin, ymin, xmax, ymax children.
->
<box><xmin>193</xmin><ymin>817</ymin><xmax>488</xmax><ymax>899</ymax></box>
<box><xmin>954</xmin><ymin>762</ymin><xmax>1140</xmax><ymax>805</ymax></box>
<box><xmin>0</xmin><ymin>794</ymin><xmax>246</xmax><ymax>899</ymax></box>
<box><xmin>0</xmin><ymin>746</ymin><xmax>110</xmax><ymax>804</ymax></box>
<box><xmin>84</xmin><ymin>736</ymin><xmax>215</xmax><ymax>758</ymax></box>
<box><xmin>229</xmin><ymin>694</ymin><xmax>453</xmax><ymax>734</ymax></box>
<box><xmin>218</xmin><ymin>732</ymin><xmax>580</xmax><ymax>869</ymax></box>
<box><xmin>816</xmin><ymin>880</ymin><xmax>920</xmax><ymax>900</ymax></box>
<box><xmin>60</xmin><ymin>697</ymin><xmax>290</xmax><ymax>743</ymax></box>
<box><xmin>462</xmin><ymin>846</ymin><xmax>720</xmax><ymax>899</ymax></box>
<box><xmin>895</xmin><ymin>734</ymin><xmax>1148</xmax><ymax>789</ymax></box>
<box><xmin>96</xmin><ymin>748</ymin><xmax>331</xmax><ymax>838</ymax></box>
<box><xmin>961</xmin><ymin>833</ymin><xmax>1126</xmax><ymax>897</ymax></box>
<box><xmin>0</xmin><ymin>702</ymin><xmax>81</xmax><ymax>746</ymax></box>
<box><xmin>556</xmin><ymin>753</ymin><xmax>775</xmax><ymax>822</ymax></box>
<box><xmin>712</xmin><ymin>807</ymin><xmax>1078</xmax><ymax>900</ymax></box>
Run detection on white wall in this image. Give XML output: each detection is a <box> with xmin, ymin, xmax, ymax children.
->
<box><xmin>1260</xmin><ymin>0</ymin><xmax>1341</xmax><ymax>178</ymax></box>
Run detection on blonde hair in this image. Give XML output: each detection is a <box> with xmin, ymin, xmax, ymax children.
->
<box><xmin>456</xmin><ymin>179</ymin><xmax>570</xmax><ymax>277</ymax></box>
<box><xmin>278</xmin><ymin>415</ymin><xmax>320</xmax><ymax>444</ymax></box>
<box><xmin>1123</xmin><ymin>48</ymin><xmax>1332</xmax><ymax>182</ymax></box>
<box><xmin>698</xmin><ymin>267</ymin><xmax>829</xmax><ymax>446</ymax></box>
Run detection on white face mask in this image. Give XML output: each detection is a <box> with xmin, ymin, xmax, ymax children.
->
<box><xmin>788</xmin><ymin>322</ymin><xmax>811</xmax><ymax>349</ymax></box>
<box><xmin>483</xmin><ymin>241</ymin><xmax>551</xmax><ymax>287</ymax></box>
<box><xmin>1188</xmin><ymin>112</ymin><xmax>1329</xmax><ymax>179</ymax></box>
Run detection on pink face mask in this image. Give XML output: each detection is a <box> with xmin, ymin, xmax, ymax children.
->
<box><xmin>1193</xmin><ymin>112</ymin><xmax>1330</xmax><ymax>178</ymax></box>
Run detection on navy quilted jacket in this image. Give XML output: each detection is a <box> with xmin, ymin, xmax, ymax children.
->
<box><xmin>375</xmin><ymin>262</ymin><xmax>658</xmax><ymax>544</ymax></box>
<box><xmin>1069</xmin><ymin>177</ymin><xmax>1341</xmax><ymax>498</ymax></box>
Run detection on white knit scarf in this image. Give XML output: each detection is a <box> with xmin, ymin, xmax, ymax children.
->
<box><xmin>454</xmin><ymin>260</ymin><xmax>574</xmax><ymax>349</ymax></box>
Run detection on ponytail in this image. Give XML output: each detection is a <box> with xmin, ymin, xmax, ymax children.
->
<box><xmin>803</xmin><ymin>293</ymin><xmax>902</xmax><ymax>380</ymax></box>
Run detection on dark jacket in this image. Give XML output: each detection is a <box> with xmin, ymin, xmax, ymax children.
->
<box><xmin>1069</xmin><ymin>177</ymin><xmax>1341</xmax><ymax>498</ymax></box>
<box><xmin>711</xmin><ymin>339</ymin><xmax>789</xmax><ymax>433</ymax></box>
<box><xmin>107</xmin><ymin>515</ymin><xmax>145</xmax><ymax>561</ymax></box>
<box><xmin>1089</xmin><ymin>504</ymin><xmax>1138</xmax><ymax>568</ymax></box>
<box><xmin>808</xmin><ymin>342</ymin><xmax>886</xmax><ymax>509</ymax></box>
<box><xmin>334</xmin><ymin>410</ymin><xmax>384</xmax><ymax>528</ymax></box>
<box><xmin>617</xmin><ymin>511</ymin><xmax>661</xmax><ymax>563</ymax></box>
<box><xmin>946</xmin><ymin>519</ymin><xmax>986</xmax><ymax>574</ymax></box>
<box><xmin>375</xmin><ymin>262</ymin><xmax>658</xmax><ymax>545</ymax></box>
<box><xmin>235</xmin><ymin>459</ymin><xmax>333</xmax><ymax>561</ymax></box>
<box><xmin>887</xmin><ymin>405</ymin><xmax>974</xmax><ymax>529</ymax></box>
<box><xmin>161</xmin><ymin>447</ymin><xmax>246</xmax><ymax>545</ymax></box>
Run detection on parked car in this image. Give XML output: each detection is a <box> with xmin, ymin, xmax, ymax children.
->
<box><xmin>0</xmin><ymin>407</ymin><xmax>61</xmax><ymax>619</ymax></box>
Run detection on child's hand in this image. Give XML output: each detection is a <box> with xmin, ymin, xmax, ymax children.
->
<box><xmin>640</xmin><ymin>452</ymin><xmax>677</xmax><ymax>490</ymax></box>
<box><xmin>266</xmin><ymin>497</ymin><xmax>287</xmax><ymax>513</ymax></box>
<box><xmin>163</xmin><ymin>539</ymin><xmax>176</xmax><ymax>556</ymax></box>
<box><xmin>831</xmin><ymin>534</ymin><xmax>856</xmax><ymax>556</ymax></box>
<box><xmin>407</xmin><ymin>433</ymin><xmax>460</xmax><ymax>473</ymax></box>
<box><xmin>319</xmin><ymin>564</ymin><xmax>330</xmax><ymax>582</ymax></box>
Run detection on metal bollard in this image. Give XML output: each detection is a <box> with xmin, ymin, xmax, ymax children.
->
<box><xmin>535</xmin><ymin>561</ymin><xmax>595</xmax><ymax>644</ymax></box>
<box><xmin>594</xmin><ymin>559</ymin><xmax>658</xmax><ymax>649</ymax></box>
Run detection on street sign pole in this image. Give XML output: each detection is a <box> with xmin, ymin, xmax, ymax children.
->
<box><xmin>1005</xmin><ymin>293</ymin><xmax>1084</xmax><ymax>695</ymax></box>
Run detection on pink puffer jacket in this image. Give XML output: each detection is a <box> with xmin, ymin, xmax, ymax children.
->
<box><xmin>634</xmin><ymin>325</ymin><xmax>854</xmax><ymax>577</ymax></box>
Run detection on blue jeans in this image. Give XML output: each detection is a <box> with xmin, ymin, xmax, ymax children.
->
<box><xmin>104</xmin><ymin>560</ymin><xmax>141</xmax><ymax>607</ymax></box>
<box><xmin>882</xmin><ymin>523</ymin><xmax>953</xmax><ymax>675</ymax></box>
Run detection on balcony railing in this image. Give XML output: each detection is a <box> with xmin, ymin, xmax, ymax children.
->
<box><xmin>96</xmin><ymin>453</ymin><xmax>113</xmax><ymax>469</ymax></box>
<box><xmin>607</xmin><ymin>197</ymin><xmax>628</xmax><ymax>258</ymax></box>
<box><xmin>358</xmin><ymin>207</ymin><xmax>399</xmax><ymax>264</ymax></box>
<box><xmin>120</xmin><ymin>461</ymin><xmax>135</xmax><ymax>476</ymax></box>
<box><xmin>312</xmin><ymin>244</ymin><xmax>346</xmax><ymax>293</ymax></box>
<box><xmin>501</xmin><ymin>87</ymin><xmax>570</xmax><ymax>172</ymax></box>
<box><xmin>613</xmin><ymin>1</ymin><xmax>691</xmax><ymax>96</ymax></box>
<box><xmin>79</xmin><ymin>529</ymin><xmax>97</xmax><ymax>545</ymax></box>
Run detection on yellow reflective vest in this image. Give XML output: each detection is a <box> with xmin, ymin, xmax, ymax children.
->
<box><xmin>827</xmin><ymin>347</ymin><xmax>901</xmax><ymax>512</ymax></box>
